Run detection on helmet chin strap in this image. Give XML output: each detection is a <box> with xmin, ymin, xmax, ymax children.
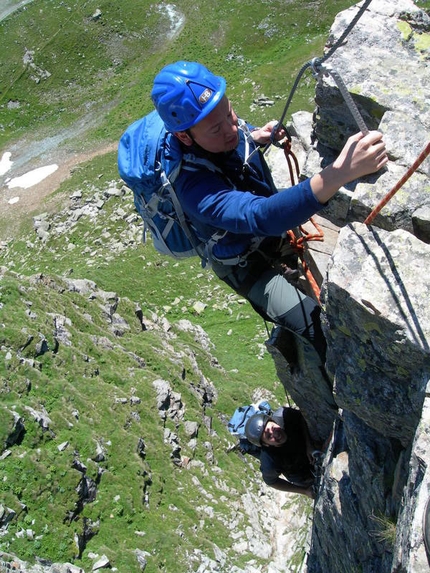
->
<box><xmin>182</xmin><ymin>128</ymin><xmax>228</xmax><ymax>158</ymax></box>
<box><xmin>181</xmin><ymin>129</ymin><xmax>209</xmax><ymax>156</ymax></box>
<box><xmin>185</xmin><ymin>128</ymin><xmax>196</xmax><ymax>143</ymax></box>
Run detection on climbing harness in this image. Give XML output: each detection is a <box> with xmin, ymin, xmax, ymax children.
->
<box><xmin>364</xmin><ymin>140</ymin><xmax>430</xmax><ymax>225</ymax></box>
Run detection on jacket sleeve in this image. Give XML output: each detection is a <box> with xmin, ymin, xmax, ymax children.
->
<box><xmin>176</xmin><ymin>169</ymin><xmax>325</xmax><ymax>237</ymax></box>
<box><xmin>259</xmin><ymin>450</ymin><xmax>281</xmax><ymax>486</ymax></box>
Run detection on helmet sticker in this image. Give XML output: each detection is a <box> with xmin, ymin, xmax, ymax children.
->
<box><xmin>199</xmin><ymin>88</ymin><xmax>212</xmax><ymax>104</ymax></box>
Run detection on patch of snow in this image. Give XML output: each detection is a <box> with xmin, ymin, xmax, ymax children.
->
<box><xmin>6</xmin><ymin>164</ymin><xmax>58</xmax><ymax>189</ymax></box>
<box><xmin>0</xmin><ymin>0</ymin><xmax>34</xmax><ymax>23</ymax></box>
<box><xmin>0</xmin><ymin>152</ymin><xmax>13</xmax><ymax>176</ymax></box>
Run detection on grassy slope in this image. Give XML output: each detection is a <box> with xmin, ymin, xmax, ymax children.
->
<box><xmin>0</xmin><ymin>0</ymin><xmax>361</xmax><ymax>571</ymax></box>
<box><xmin>0</xmin><ymin>153</ymin><xmax>295</xmax><ymax>572</ymax></box>
<box><xmin>0</xmin><ymin>0</ymin><xmax>357</xmax><ymax>147</ymax></box>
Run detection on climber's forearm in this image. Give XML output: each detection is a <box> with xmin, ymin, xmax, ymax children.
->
<box><xmin>267</xmin><ymin>478</ymin><xmax>314</xmax><ymax>498</ymax></box>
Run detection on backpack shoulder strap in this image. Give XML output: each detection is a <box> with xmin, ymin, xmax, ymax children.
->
<box><xmin>164</xmin><ymin>153</ymin><xmax>229</xmax><ymax>265</ymax></box>
<box><xmin>158</xmin><ymin>170</ymin><xmax>207</xmax><ymax>258</ymax></box>
<box><xmin>180</xmin><ymin>153</ymin><xmax>223</xmax><ymax>175</ymax></box>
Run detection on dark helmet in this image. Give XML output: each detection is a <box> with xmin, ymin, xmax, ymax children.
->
<box><xmin>151</xmin><ymin>61</ymin><xmax>227</xmax><ymax>132</ymax></box>
<box><xmin>245</xmin><ymin>412</ymin><xmax>271</xmax><ymax>447</ymax></box>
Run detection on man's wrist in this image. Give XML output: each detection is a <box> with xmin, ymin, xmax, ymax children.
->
<box><xmin>310</xmin><ymin>164</ymin><xmax>347</xmax><ymax>204</ymax></box>
<box><xmin>251</xmin><ymin>127</ymin><xmax>263</xmax><ymax>144</ymax></box>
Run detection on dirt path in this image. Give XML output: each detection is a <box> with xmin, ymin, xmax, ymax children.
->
<box><xmin>0</xmin><ymin>0</ymin><xmax>34</xmax><ymax>23</ymax></box>
<box><xmin>0</xmin><ymin>141</ymin><xmax>117</xmax><ymax>241</ymax></box>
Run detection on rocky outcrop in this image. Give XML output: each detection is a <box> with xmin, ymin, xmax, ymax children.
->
<box><xmin>310</xmin><ymin>224</ymin><xmax>430</xmax><ymax>572</ymax></box>
<box><xmin>269</xmin><ymin>1</ymin><xmax>430</xmax><ymax>571</ymax></box>
<box><xmin>314</xmin><ymin>0</ymin><xmax>430</xmax><ymax>151</ymax></box>
<box><xmin>0</xmin><ymin>263</ymin><xmax>313</xmax><ymax>573</ymax></box>
<box><xmin>302</xmin><ymin>0</ymin><xmax>430</xmax><ymax>242</ymax></box>
<box><xmin>265</xmin><ymin>328</ymin><xmax>337</xmax><ymax>446</ymax></box>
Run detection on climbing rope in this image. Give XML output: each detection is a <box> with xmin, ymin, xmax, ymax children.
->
<box><xmin>281</xmin><ymin>137</ymin><xmax>301</xmax><ymax>189</ymax></box>
<box><xmin>274</xmin><ymin>133</ymin><xmax>325</xmax><ymax>303</ymax></box>
<box><xmin>317</xmin><ymin>0</ymin><xmax>373</xmax><ymax>65</ymax></box>
<box><xmin>310</xmin><ymin>61</ymin><xmax>369</xmax><ymax>136</ymax></box>
<box><xmin>268</xmin><ymin>0</ymin><xmax>426</xmax><ymax>244</ymax></box>
<box><xmin>263</xmin><ymin>0</ymin><xmax>375</xmax><ymax>301</ymax></box>
<box><xmin>270</xmin><ymin>125</ymin><xmax>301</xmax><ymax>186</ymax></box>
<box><xmin>364</xmin><ymin>141</ymin><xmax>430</xmax><ymax>225</ymax></box>
<box><xmin>287</xmin><ymin>221</ymin><xmax>324</xmax><ymax>303</ymax></box>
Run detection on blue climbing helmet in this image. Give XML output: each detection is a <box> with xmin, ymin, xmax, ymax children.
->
<box><xmin>151</xmin><ymin>61</ymin><xmax>227</xmax><ymax>132</ymax></box>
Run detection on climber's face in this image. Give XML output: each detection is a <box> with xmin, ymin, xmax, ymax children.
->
<box><xmin>174</xmin><ymin>96</ymin><xmax>240</xmax><ymax>153</ymax></box>
<box><xmin>261</xmin><ymin>420</ymin><xmax>287</xmax><ymax>447</ymax></box>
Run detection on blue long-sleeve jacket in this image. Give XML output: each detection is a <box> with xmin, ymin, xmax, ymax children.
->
<box><xmin>173</xmin><ymin>123</ymin><xmax>325</xmax><ymax>261</ymax></box>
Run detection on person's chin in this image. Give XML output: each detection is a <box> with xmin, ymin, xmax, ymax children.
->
<box><xmin>274</xmin><ymin>434</ymin><xmax>287</xmax><ymax>445</ymax></box>
<box><xmin>225</xmin><ymin>136</ymin><xmax>239</xmax><ymax>151</ymax></box>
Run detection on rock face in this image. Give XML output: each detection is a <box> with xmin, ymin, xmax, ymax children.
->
<box><xmin>306</xmin><ymin>0</ymin><xmax>430</xmax><ymax>242</ymax></box>
<box><xmin>312</xmin><ymin>224</ymin><xmax>430</xmax><ymax>572</ymax></box>
<box><xmin>265</xmin><ymin>328</ymin><xmax>337</xmax><ymax>446</ymax></box>
<box><xmin>271</xmin><ymin>1</ymin><xmax>430</xmax><ymax>571</ymax></box>
<box><xmin>324</xmin><ymin>225</ymin><xmax>429</xmax><ymax>447</ymax></box>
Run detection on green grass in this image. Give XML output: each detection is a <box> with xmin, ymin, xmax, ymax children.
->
<box><xmin>0</xmin><ymin>0</ymin><xmax>357</xmax><ymax>148</ymax></box>
<box><xmin>0</xmin><ymin>0</ymin><xmax>358</xmax><ymax>571</ymax></box>
<box><xmin>0</xmin><ymin>147</ymin><xmax>283</xmax><ymax>393</ymax></box>
<box><xmin>0</xmin><ymin>261</ymin><xmax>284</xmax><ymax>571</ymax></box>
<box><xmin>369</xmin><ymin>512</ymin><xmax>397</xmax><ymax>547</ymax></box>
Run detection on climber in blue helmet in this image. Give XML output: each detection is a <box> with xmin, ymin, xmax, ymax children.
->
<box><xmin>150</xmin><ymin>61</ymin><xmax>388</xmax><ymax>366</ymax></box>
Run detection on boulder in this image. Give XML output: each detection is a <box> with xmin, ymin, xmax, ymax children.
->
<box><xmin>309</xmin><ymin>0</ymin><xmax>430</xmax><ymax>241</ymax></box>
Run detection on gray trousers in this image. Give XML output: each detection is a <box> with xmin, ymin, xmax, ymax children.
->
<box><xmin>212</xmin><ymin>249</ymin><xmax>326</xmax><ymax>363</ymax></box>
